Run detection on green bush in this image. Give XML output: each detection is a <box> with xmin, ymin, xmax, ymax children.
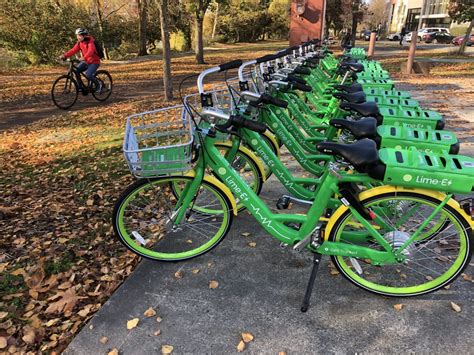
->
<box><xmin>170</xmin><ymin>31</ymin><xmax>190</xmax><ymax>51</ymax></box>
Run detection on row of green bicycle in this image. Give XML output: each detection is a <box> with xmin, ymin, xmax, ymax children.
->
<box><xmin>113</xmin><ymin>40</ymin><xmax>473</xmax><ymax>311</ymax></box>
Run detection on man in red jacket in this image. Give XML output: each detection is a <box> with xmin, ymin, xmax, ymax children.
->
<box><xmin>60</xmin><ymin>28</ymin><xmax>102</xmax><ymax>92</ymax></box>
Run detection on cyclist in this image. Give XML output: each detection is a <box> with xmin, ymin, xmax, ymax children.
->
<box><xmin>60</xmin><ymin>28</ymin><xmax>102</xmax><ymax>93</ymax></box>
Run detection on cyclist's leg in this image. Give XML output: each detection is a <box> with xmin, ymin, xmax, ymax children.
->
<box><xmin>75</xmin><ymin>61</ymin><xmax>88</xmax><ymax>87</ymax></box>
<box><xmin>85</xmin><ymin>64</ymin><xmax>100</xmax><ymax>91</ymax></box>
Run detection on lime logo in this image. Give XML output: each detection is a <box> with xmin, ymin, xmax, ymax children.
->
<box><xmin>395</xmin><ymin>145</ymin><xmax>402</xmax><ymax>150</ymax></box>
<box><xmin>272</xmin><ymin>123</ymin><xmax>278</xmax><ymax>129</ymax></box>
<box><xmin>218</xmin><ymin>167</ymin><xmax>227</xmax><ymax>175</ymax></box>
<box><xmin>251</xmin><ymin>139</ymin><xmax>258</xmax><ymax>145</ymax></box>
<box><xmin>276</xmin><ymin>110</ymin><xmax>281</xmax><ymax>114</ymax></box>
<box><xmin>403</xmin><ymin>174</ymin><xmax>412</xmax><ymax>182</ymax></box>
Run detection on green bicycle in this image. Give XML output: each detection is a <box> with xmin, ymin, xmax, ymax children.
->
<box><xmin>113</xmin><ymin>60</ymin><xmax>473</xmax><ymax>311</ymax></box>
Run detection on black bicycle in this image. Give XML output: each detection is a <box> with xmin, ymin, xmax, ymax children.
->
<box><xmin>51</xmin><ymin>59</ymin><xmax>113</xmax><ymax>110</ymax></box>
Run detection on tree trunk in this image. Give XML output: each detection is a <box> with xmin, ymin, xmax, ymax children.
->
<box><xmin>94</xmin><ymin>0</ymin><xmax>110</xmax><ymax>60</ymax></box>
<box><xmin>138</xmin><ymin>0</ymin><xmax>148</xmax><ymax>56</ymax></box>
<box><xmin>350</xmin><ymin>14</ymin><xmax>358</xmax><ymax>46</ymax></box>
<box><xmin>195</xmin><ymin>14</ymin><xmax>205</xmax><ymax>64</ymax></box>
<box><xmin>159</xmin><ymin>0</ymin><xmax>173</xmax><ymax>101</ymax></box>
<box><xmin>212</xmin><ymin>2</ymin><xmax>219</xmax><ymax>39</ymax></box>
<box><xmin>458</xmin><ymin>18</ymin><xmax>474</xmax><ymax>56</ymax></box>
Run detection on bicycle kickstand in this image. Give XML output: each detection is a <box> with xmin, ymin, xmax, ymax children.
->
<box><xmin>300</xmin><ymin>252</ymin><xmax>323</xmax><ymax>312</ymax></box>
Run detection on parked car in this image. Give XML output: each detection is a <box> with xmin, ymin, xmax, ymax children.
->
<box><xmin>360</xmin><ymin>29</ymin><xmax>379</xmax><ymax>41</ymax></box>
<box><xmin>404</xmin><ymin>27</ymin><xmax>450</xmax><ymax>42</ymax></box>
<box><xmin>387</xmin><ymin>32</ymin><xmax>402</xmax><ymax>41</ymax></box>
<box><xmin>452</xmin><ymin>34</ymin><xmax>474</xmax><ymax>46</ymax></box>
<box><xmin>424</xmin><ymin>32</ymin><xmax>455</xmax><ymax>44</ymax></box>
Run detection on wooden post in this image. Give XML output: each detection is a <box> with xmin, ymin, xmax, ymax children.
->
<box><xmin>368</xmin><ymin>31</ymin><xmax>376</xmax><ymax>57</ymax></box>
<box><xmin>406</xmin><ymin>31</ymin><xmax>417</xmax><ymax>74</ymax></box>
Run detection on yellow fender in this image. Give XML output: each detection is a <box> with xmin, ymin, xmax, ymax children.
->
<box><xmin>184</xmin><ymin>171</ymin><xmax>238</xmax><ymax>216</ymax></box>
<box><xmin>261</xmin><ymin>130</ymin><xmax>280</xmax><ymax>158</ymax></box>
<box><xmin>324</xmin><ymin>185</ymin><xmax>474</xmax><ymax>241</ymax></box>
<box><xmin>214</xmin><ymin>141</ymin><xmax>267</xmax><ymax>182</ymax></box>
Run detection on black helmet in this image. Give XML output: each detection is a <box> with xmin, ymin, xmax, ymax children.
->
<box><xmin>75</xmin><ymin>28</ymin><xmax>88</xmax><ymax>36</ymax></box>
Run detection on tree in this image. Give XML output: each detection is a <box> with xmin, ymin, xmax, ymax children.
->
<box><xmin>187</xmin><ymin>0</ymin><xmax>212</xmax><ymax>64</ymax></box>
<box><xmin>449</xmin><ymin>0</ymin><xmax>474</xmax><ymax>55</ymax></box>
<box><xmin>138</xmin><ymin>0</ymin><xmax>148</xmax><ymax>56</ymax></box>
<box><xmin>159</xmin><ymin>0</ymin><xmax>173</xmax><ymax>100</ymax></box>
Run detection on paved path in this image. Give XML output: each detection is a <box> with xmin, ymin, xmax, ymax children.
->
<box><xmin>65</xmin><ymin>149</ymin><xmax>474</xmax><ymax>354</ymax></box>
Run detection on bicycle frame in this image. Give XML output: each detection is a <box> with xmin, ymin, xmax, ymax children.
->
<box><xmin>171</xmin><ymin>131</ymin><xmax>408</xmax><ymax>265</ymax></box>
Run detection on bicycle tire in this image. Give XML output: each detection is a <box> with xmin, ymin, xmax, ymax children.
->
<box><xmin>92</xmin><ymin>70</ymin><xmax>113</xmax><ymax>102</ymax></box>
<box><xmin>113</xmin><ymin>176</ymin><xmax>233</xmax><ymax>261</ymax></box>
<box><xmin>328</xmin><ymin>191</ymin><xmax>472</xmax><ymax>297</ymax></box>
<box><xmin>51</xmin><ymin>75</ymin><xmax>78</xmax><ymax>109</ymax></box>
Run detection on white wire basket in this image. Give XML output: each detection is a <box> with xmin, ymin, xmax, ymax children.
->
<box><xmin>123</xmin><ymin>106</ymin><xmax>194</xmax><ymax>178</ymax></box>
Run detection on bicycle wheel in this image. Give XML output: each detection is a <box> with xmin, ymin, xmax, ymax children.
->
<box><xmin>92</xmin><ymin>70</ymin><xmax>113</xmax><ymax>102</ymax></box>
<box><xmin>51</xmin><ymin>75</ymin><xmax>78</xmax><ymax>109</ymax></box>
<box><xmin>113</xmin><ymin>176</ymin><xmax>233</xmax><ymax>261</ymax></box>
<box><xmin>328</xmin><ymin>191</ymin><xmax>472</xmax><ymax>296</ymax></box>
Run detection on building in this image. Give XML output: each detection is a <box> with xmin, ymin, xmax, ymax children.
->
<box><xmin>388</xmin><ymin>0</ymin><xmax>454</xmax><ymax>34</ymax></box>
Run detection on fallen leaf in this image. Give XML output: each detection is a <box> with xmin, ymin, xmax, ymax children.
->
<box><xmin>156</xmin><ymin>317</ymin><xmax>162</xmax><ymax>323</ymax></box>
<box><xmin>241</xmin><ymin>232</ymin><xmax>251</xmax><ymax>237</ymax></box>
<box><xmin>161</xmin><ymin>345</ymin><xmax>174</xmax><ymax>354</ymax></box>
<box><xmin>209</xmin><ymin>280</ymin><xmax>219</xmax><ymax>289</ymax></box>
<box><xmin>144</xmin><ymin>307</ymin><xmax>156</xmax><ymax>318</ymax></box>
<box><xmin>462</xmin><ymin>274</ymin><xmax>472</xmax><ymax>281</ymax></box>
<box><xmin>278</xmin><ymin>352</ymin><xmax>287</xmax><ymax>355</ymax></box>
<box><xmin>126</xmin><ymin>318</ymin><xmax>139</xmax><ymax>330</ymax></box>
<box><xmin>393</xmin><ymin>304</ymin><xmax>404</xmax><ymax>311</ymax></box>
<box><xmin>237</xmin><ymin>340</ymin><xmax>246</xmax><ymax>352</ymax></box>
<box><xmin>45</xmin><ymin>289</ymin><xmax>79</xmax><ymax>314</ymax></box>
<box><xmin>330</xmin><ymin>270</ymin><xmax>339</xmax><ymax>276</ymax></box>
<box><xmin>192</xmin><ymin>269</ymin><xmax>200</xmax><ymax>274</ymax></box>
<box><xmin>22</xmin><ymin>328</ymin><xmax>36</xmax><ymax>344</ymax></box>
<box><xmin>0</xmin><ymin>337</ymin><xmax>7</xmax><ymax>349</ymax></box>
<box><xmin>174</xmin><ymin>271</ymin><xmax>183</xmax><ymax>279</ymax></box>
<box><xmin>154</xmin><ymin>330</ymin><xmax>161</xmax><ymax>336</ymax></box>
<box><xmin>450</xmin><ymin>302</ymin><xmax>461</xmax><ymax>313</ymax></box>
<box><xmin>100</xmin><ymin>336</ymin><xmax>109</xmax><ymax>344</ymax></box>
<box><xmin>108</xmin><ymin>348</ymin><xmax>119</xmax><ymax>355</ymax></box>
<box><xmin>242</xmin><ymin>332</ymin><xmax>254</xmax><ymax>343</ymax></box>
<box><xmin>248</xmin><ymin>242</ymin><xmax>256</xmax><ymax>247</ymax></box>
<box><xmin>0</xmin><ymin>312</ymin><xmax>8</xmax><ymax>320</ymax></box>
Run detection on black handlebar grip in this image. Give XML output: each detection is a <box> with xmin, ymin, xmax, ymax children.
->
<box><xmin>287</xmin><ymin>74</ymin><xmax>307</xmax><ymax>85</ymax></box>
<box><xmin>243</xmin><ymin>119</ymin><xmax>267</xmax><ymax>133</ymax></box>
<box><xmin>291</xmin><ymin>82</ymin><xmax>312</xmax><ymax>92</ymax></box>
<box><xmin>218</xmin><ymin>59</ymin><xmax>243</xmax><ymax>72</ymax></box>
<box><xmin>261</xmin><ymin>93</ymin><xmax>288</xmax><ymax>108</ymax></box>
<box><xmin>274</xmin><ymin>50</ymin><xmax>288</xmax><ymax>59</ymax></box>
<box><xmin>256</xmin><ymin>54</ymin><xmax>277</xmax><ymax>64</ymax></box>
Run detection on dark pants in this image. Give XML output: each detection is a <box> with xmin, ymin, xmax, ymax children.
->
<box><xmin>76</xmin><ymin>61</ymin><xmax>99</xmax><ymax>87</ymax></box>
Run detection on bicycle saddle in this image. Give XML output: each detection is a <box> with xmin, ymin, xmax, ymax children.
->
<box><xmin>293</xmin><ymin>66</ymin><xmax>312</xmax><ymax>75</ymax></box>
<box><xmin>332</xmin><ymin>91</ymin><xmax>366</xmax><ymax>104</ymax></box>
<box><xmin>333</xmin><ymin>82</ymin><xmax>363</xmax><ymax>93</ymax></box>
<box><xmin>329</xmin><ymin>118</ymin><xmax>378</xmax><ymax>139</ymax></box>
<box><xmin>340</xmin><ymin>101</ymin><xmax>383</xmax><ymax>123</ymax></box>
<box><xmin>339</xmin><ymin>62</ymin><xmax>364</xmax><ymax>73</ymax></box>
<box><xmin>317</xmin><ymin>139</ymin><xmax>381</xmax><ymax>174</ymax></box>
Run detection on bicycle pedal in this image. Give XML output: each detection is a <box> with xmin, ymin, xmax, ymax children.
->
<box><xmin>276</xmin><ymin>196</ymin><xmax>291</xmax><ymax>210</ymax></box>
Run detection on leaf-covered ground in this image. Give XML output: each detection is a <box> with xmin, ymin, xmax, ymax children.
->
<box><xmin>0</xmin><ymin>41</ymin><xmax>473</xmax><ymax>353</ymax></box>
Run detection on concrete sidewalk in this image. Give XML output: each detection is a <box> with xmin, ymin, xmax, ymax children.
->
<box><xmin>65</xmin><ymin>165</ymin><xmax>474</xmax><ymax>354</ymax></box>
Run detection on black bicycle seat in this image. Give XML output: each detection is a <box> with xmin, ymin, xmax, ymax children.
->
<box><xmin>329</xmin><ymin>118</ymin><xmax>378</xmax><ymax>139</ymax></box>
<box><xmin>340</xmin><ymin>101</ymin><xmax>382</xmax><ymax>123</ymax></box>
<box><xmin>332</xmin><ymin>91</ymin><xmax>366</xmax><ymax>104</ymax></box>
<box><xmin>333</xmin><ymin>83</ymin><xmax>363</xmax><ymax>93</ymax></box>
<box><xmin>293</xmin><ymin>66</ymin><xmax>312</xmax><ymax>75</ymax></box>
<box><xmin>316</xmin><ymin>139</ymin><xmax>379</xmax><ymax>173</ymax></box>
<box><xmin>340</xmin><ymin>62</ymin><xmax>365</xmax><ymax>73</ymax></box>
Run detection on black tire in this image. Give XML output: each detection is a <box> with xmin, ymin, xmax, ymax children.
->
<box><xmin>328</xmin><ymin>191</ymin><xmax>472</xmax><ymax>297</ymax></box>
<box><xmin>51</xmin><ymin>75</ymin><xmax>78</xmax><ymax>110</ymax></box>
<box><xmin>92</xmin><ymin>70</ymin><xmax>113</xmax><ymax>102</ymax></box>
